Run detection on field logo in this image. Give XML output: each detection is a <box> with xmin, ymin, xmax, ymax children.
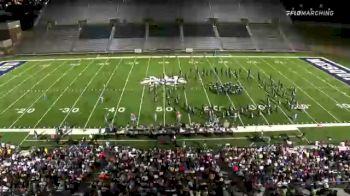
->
<box><xmin>0</xmin><ymin>61</ymin><xmax>26</xmax><ymax>76</ymax></box>
<box><xmin>301</xmin><ymin>58</ymin><xmax>350</xmax><ymax>85</ymax></box>
<box><xmin>141</xmin><ymin>75</ymin><xmax>187</xmax><ymax>87</ymax></box>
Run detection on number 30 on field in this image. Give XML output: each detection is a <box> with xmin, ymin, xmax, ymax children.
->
<box><xmin>336</xmin><ymin>104</ymin><xmax>350</xmax><ymax>109</ymax></box>
<box><xmin>59</xmin><ymin>108</ymin><xmax>79</xmax><ymax>113</ymax></box>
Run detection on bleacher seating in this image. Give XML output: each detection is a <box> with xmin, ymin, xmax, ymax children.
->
<box><xmin>280</xmin><ymin>24</ymin><xmax>309</xmax><ymax>51</ymax></box>
<box><xmin>146</xmin><ymin>23</ymin><xmax>181</xmax><ymax>50</ymax></box>
<box><xmin>109</xmin><ymin>38</ymin><xmax>145</xmax><ymax>51</ymax></box>
<box><xmin>109</xmin><ymin>23</ymin><xmax>145</xmax><ymax>51</ymax></box>
<box><xmin>249</xmin><ymin>23</ymin><xmax>281</xmax><ymax>38</ymax></box>
<box><xmin>221</xmin><ymin>37</ymin><xmax>256</xmax><ymax>50</ymax></box>
<box><xmin>149</xmin><ymin>23</ymin><xmax>179</xmax><ymax>37</ymax></box>
<box><xmin>249</xmin><ymin>23</ymin><xmax>290</xmax><ymax>51</ymax></box>
<box><xmin>15</xmin><ymin>0</ymin><xmax>308</xmax><ymax>53</ymax></box>
<box><xmin>216</xmin><ymin>23</ymin><xmax>249</xmax><ymax>37</ymax></box>
<box><xmin>183</xmin><ymin>23</ymin><xmax>215</xmax><ymax>37</ymax></box>
<box><xmin>114</xmin><ymin>24</ymin><xmax>145</xmax><ymax>38</ymax></box>
<box><xmin>73</xmin><ymin>39</ymin><xmax>108</xmax><ymax>52</ymax></box>
<box><xmin>79</xmin><ymin>25</ymin><xmax>112</xmax><ymax>39</ymax></box>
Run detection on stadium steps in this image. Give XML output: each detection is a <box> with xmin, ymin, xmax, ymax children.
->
<box><xmin>245</xmin><ymin>24</ymin><xmax>259</xmax><ymax>51</ymax></box>
<box><xmin>280</xmin><ymin>24</ymin><xmax>311</xmax><ymax>51</ymax></box>
<box><xmin>179</xmin><ymin>23</ymin><xmax>185</xmax><ymax>48</ymax></box>
<box><xmin>107</xmin><ymin>25</ymin><xmax>116</xmax><ymax>51</ymax></box>
<box><xmin>248</xmin><ymin>23</ymin><xmax>291</xmax><ymax>51</ymax></box>
<box><xmin>278</xmin><ymin>25</ymin><xmax>295</xmax><ymax>52</ymax></box>
<box><xmin>213</xmin><ymin>25</ymin><xmax>224</xmax><ymax>50</ymax></box>
<box><xmin>144</xmin><ymin>23</ymin><xmax>149</xmax><ymax>49</ymax></box>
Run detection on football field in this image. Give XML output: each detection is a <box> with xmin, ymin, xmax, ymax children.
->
<box><xmin>0</xmin><ymin>54</ymin><xmax>349</xmax><ymax>147</ymax></box>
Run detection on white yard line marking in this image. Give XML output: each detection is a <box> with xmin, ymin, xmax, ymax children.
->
<box><xmin>261</xmin><ymin>58</ymin><xmax>341</xmax><ymax>123</ymax></box>
<box><xmin>205</xmin><ymin>57</ymin><xmax>246</xmax><ymax>126</ymax></box>
<box><xmin>193</xmin><ymin>57</ymin><xmax>212</xmax><ymax>107</ymax></box>
<box><xmin>59</xmin><ymin>60</ymin><xmax>108</xmax><ymax>127</ymax></box>
<box><xmin>0</xmin><ymin>62</ymin><xmax>65</xmax><ymax>116</ymax></box>
<box><xmin>83</xmin><ymin>59</ymin><xmax>123</xmax><ymax>128</ymax></box>
<box><xmin>11</xmin><ymin>55</ymin><xmax>317</xmax><ymax>62</ymax></box>
<box><xmin>111</xmin><ymin>59</ymin><xmax>135</xmax><ymax>125</ymax></box>
<box><xmin>136</xmin><ymin>58</ymin><xmax>151</xmax><ymax>126</ymax></box>
<box><xmin>0</xmin><ymin>63</ymin><xmax>48</xmax><ymax>100</ymax></box>
<box><xmin>34</xmin><ymin>60</ymin><xmax>94</xmax><ymax>128</ymax></box>
<box><xmin>18</xmin><ymin>132</ymin><xmax>31</xmax><ymax>146</ymax></box>
<box><xmin>287</xmin><ymin>58</ymin><xmax>350</xmax><ymax>100</ymax></box>
<box><xmin>162</xmin><ymin>58</ymin><xmax>166</xmax><ymax>127</ymax></box>
<box><xmin>0</xmin><ymin>62</ymin><xmax>37</xmax><ymax>89</ymax></box>
<box><xmin>9</xmin><ymin>61</ymin><xmax>71</xmax><ymax>128</ymax></box>
<box><xmin>242</xmin><ymin>58</ymin><xmax>318</xmax><ymax>123</ymax></box>
<box><xmin>281</xmin><ymin>59</ymin><xmax>350</xmax><ymax>113</ymax></box>
<box><xmin>176</xmin><ymin>57</ymin><xmax>192</xmax><ymax>124</ymax></box>
<box><xmin>4</xmin><ymin>122</ymin><xmax>350</xmax><ymax>134</ymax></box>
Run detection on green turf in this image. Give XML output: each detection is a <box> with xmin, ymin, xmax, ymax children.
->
<box><xmin>0</xmin><ymin>54</ymin><xmax>349</xmax><ymax>147</ymax></box>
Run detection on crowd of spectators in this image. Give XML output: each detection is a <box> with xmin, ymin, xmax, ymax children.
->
<box><xmin>0</xmin><ymin>140</ymin><xmax>348</xmax><ymax>195</ymax></box>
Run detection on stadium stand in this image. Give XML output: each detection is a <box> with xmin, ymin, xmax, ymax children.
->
<box><xmin>146</xmin><ymin>23</ymin><xmax>182</xmax><ymax>50</ymax></box>
<box><xmin>109</xmin><ymin>23</ymin><xmax>145</xmax><ymax>51</ymax></box>
<box><xmin>15</xmin><ymin>0</ymin><xmax>305</xmax><ymax>53</ymax></box>
<box><xmin>279</xmin><ymin>24</ymin><xmax>310</xmax><ymax>51</ymax></box>
<box><xmin>39</xmin><ymin>0</ymin><xmax>116</xmax><ymax>25</ymax></box>
<box><xmin>249</xmin><ymin>23</ymin><xmax>291</xmax><ymax>51</ymax></box>
<box><xmin>216</xmin><ymin>23</ymin><xmax>250</xmax><ymax>37</ymax></box>
<box><xmin>183</xmin><ymin>23</ymin><xmax>221</xmax><ymax>50</ymax></box>
<box><xmin>79</xmin><ymin>24</ymin><xmax>112</xmax><ymax>39</ymax></box>
<box><xmin>73</xmin><ymin>39</ymin><xmax>109</xmax><ymax>52</ymax></box>
<box><xmin>216</xmin><ymin>23</ymin><xmax>255</xmax><ymax>50</ymax></box>
<box><xmin>17</xmin><ymin>25</ymin><xmax>79</xmax><ymax>54</ymax></box>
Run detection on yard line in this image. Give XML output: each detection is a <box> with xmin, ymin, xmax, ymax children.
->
<box><xmin>176</xmin><ymin>57</ymin><xmax>192</xmax><ymax>124</ymax></box>
<box><xmin>0</xmin><ymin>62</ymin><xmax>65</xmax><ymax>116</ymax></box>
<box><xmin>0</xmin><ymin>62</ymin><xmax>37</xmax><ymax>89</ymax></box>
<box><xmin>9</xmin><ymin>61</ymin><xmax>72</xmax><ymax>128</ymax></box>
<box><xmin>238</xmin><ymin>58</ymin><xmax>317</xmax><ymax>123</ymax></box>
<box><xmin>16</xmin><ymin>55</ymin><xmax>310</xmax><ymax>62</ymax></box>
<box><xmin>111</xmin><ymin>59</ymin><xmax>135</xmax><ymax>125</ymax></box>
<box><xmin>205</xmin><ymin>57</ymin><xmax>246</xmax><ymax>126</ymax></box>
<box><xmin>18</xmin><ymin>132</ymin><xmax>31</xmax><ymax>147</ymax></box>
<box><xmin>286</xmin><ymin>58</ymin><xmax>350</xmax><ymax>100</ymax></box>
<box><xmin>83</xmin><ymin>59</ymin><xmax>123</xmax><ymax>128</ymax></box>
<box><xmin>280</xmin><ymin>59</ymin><xmax>350</xmax><ymax>113</ymax></box>
<box><xmin>162</xmin><ymin>58</ymin><xmax>166</xmax><ymax>127</ymax></box>
<box><xmin>59</xmin><ymin>60</ymin><xmax>108</xmax><ymax>127</ymax></box>
<box><xmin>0</xmin><ymin>63</ymin><xmax>48</xmax><ymax>100</ymax></box>
<box><xmin>136</xmin><ymin>58</ymin><xmax>151</xmax><ymax>126</ymax></box>
<box><xmin>192</xmin><ymin>56</ymin><xmax>212</xmax><ymax>107</ymax></box>
<box><xmin>34</xmin><ymin>60</ymin><xmax>94</xmax><ymax>128</ymax></box>
<box><xmin>261</xmin><ymin>58</ymin><xmax>341</xmax><ymax>122</ymax></box>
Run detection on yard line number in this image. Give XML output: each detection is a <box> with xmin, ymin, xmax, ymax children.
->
<box><xmin>60</xmin><ymin>108</ymin><xmax>79</xmax><ymax>113</ymax></box>
<box><xmin>15</xmin><ymin>108</ymin><xmax>35</xmax><ymax>114</ymax></box>
<box><xmin>336</xmin><ymin>104</ymin><xmax>350</xmax><ymax>109</ymax></box>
